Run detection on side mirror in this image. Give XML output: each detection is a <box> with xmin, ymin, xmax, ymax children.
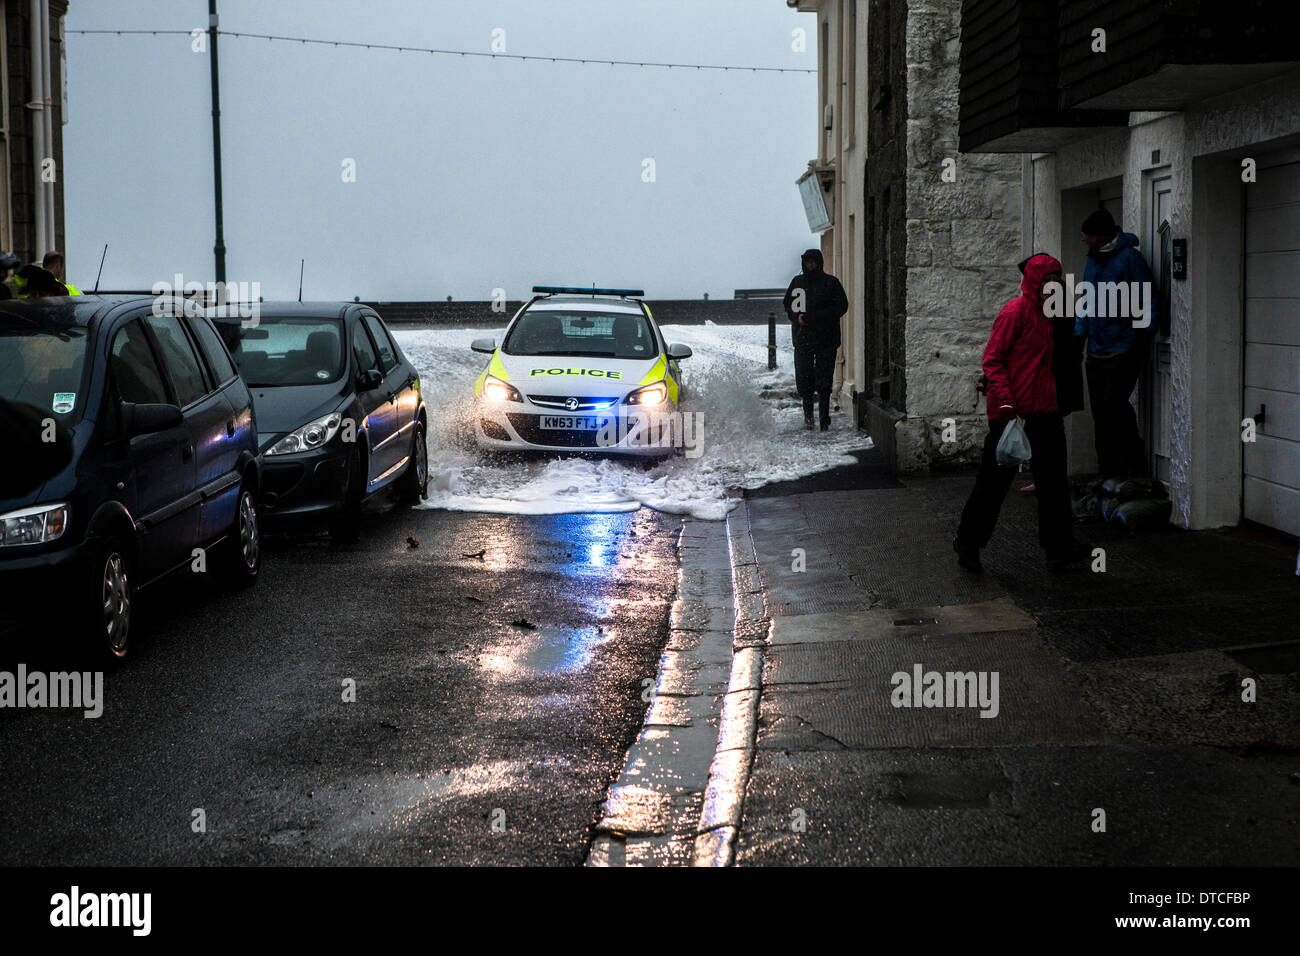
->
<box><xmin>123</xmin><ymin>402</ymin><xmax>183</xmax><ymax>436</ymax></box>
<box><xmin>359</xmin><ymin>368</ymin><xmax>384</xmax><ymax>391</ymax></box>
<box><xmin>666</xmin><ymin>343</ymin><xmax>693</xmax><ymax>359</ymax></box>
<box><xmin>470</xmin><ymin>337</ymin><xmax>497</xmax><ymax>355</ymax></box>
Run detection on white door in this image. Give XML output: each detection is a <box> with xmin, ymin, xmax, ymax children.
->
<box><xmin>1243</xmin><ymin>151</ymin><xmax>1300</xmax><ymax>535</ymax></box>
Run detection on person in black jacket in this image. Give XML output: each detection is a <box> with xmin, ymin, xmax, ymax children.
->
<box><xmin>15</xmin><ymin>264</ymin><xmax>67</xmax><ymax>298</ymax></box>
<box><xmin>783</xmin><ymin>248</ymin><xmax>848</xmax><ymax>431</ymax></box>
<box><xmin>0</xmin><ymin>252</ymin><xmax>20</xmax><ymax>299</ymax></box>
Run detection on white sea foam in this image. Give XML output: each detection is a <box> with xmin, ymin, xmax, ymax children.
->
<box><xmin>393</xmin><ymin>323</ymin><xmax>872</xmax><ymax>520</ymax></box>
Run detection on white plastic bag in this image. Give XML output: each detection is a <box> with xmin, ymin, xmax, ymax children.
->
<box><xmin>995</xmin><ymin>417</ymin><xmax>1032</xmax><ymax>467</ymax></box>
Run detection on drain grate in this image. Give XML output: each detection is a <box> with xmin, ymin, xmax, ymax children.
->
<box><xmin>878</xmin><ymin>771</ymin><xmax>1010</xmax><ymax>810</ymax></box>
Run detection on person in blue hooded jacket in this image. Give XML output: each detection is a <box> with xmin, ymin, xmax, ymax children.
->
<box><xmin>1073</xmin><ymin>208</ymin><xmax>1157</xmax><ymax>477</ymax></box>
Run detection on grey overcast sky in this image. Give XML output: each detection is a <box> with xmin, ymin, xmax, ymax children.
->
<box><xmin>63</xmin><ymin>0</ymin><xmax>818</xmax><ymax>301</ymax></box>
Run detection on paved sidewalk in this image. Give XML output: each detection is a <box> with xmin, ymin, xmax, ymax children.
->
<box><xmin>730</xmin><ymin>452</ymin><xmax>1300</xmax><ymax>865</ymax></box>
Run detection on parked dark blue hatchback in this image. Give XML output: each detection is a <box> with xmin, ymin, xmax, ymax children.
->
<box><xmin>211</xmin><ymin>303</ymin><xmax>428</xmax><ymax>541</ymax></box>
<box><xmin>0</xmin><ymin>296</ymin><xmax>262</xmax><ymax>658</ymax></box>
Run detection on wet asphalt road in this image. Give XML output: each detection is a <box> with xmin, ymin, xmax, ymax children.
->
<box><xmin>0</xmin><ymin>495</ymin><xmax>680</xmax><ymax>865</ymax></box>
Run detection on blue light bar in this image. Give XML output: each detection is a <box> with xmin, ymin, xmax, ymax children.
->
<box><xmin>532</xmin><ymin>285</ymin><xmax>645</xmax><ymax>297</ymax></box>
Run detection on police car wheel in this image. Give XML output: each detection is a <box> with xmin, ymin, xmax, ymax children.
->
<box><xmin>86</xmin><ymin>537</ymin><xmax>133</xmax><ymax>659</ymax></box>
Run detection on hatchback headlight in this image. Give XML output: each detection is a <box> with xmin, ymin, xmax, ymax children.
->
<box><xmin>0</xmin><ymin>503</ymin><xmax>69</xmax><ymax>547</ymax></box>
<box><xmin>266</xmin><ymin>412</ymin><xmax>343</xmax><ymax>456</ymax></box>
<box><xmin>626</xmin><ymin>381</ymin><xmax>669</xmax><ymax>406</ymax></box>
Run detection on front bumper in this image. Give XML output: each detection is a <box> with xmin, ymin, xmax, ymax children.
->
<box><xmin>258</xmin><ymin>444</ymin><xmax>352</xmax><ymax>519</ymax></box>
<box><xmin>0</xmin><ymin>539</ymin><xmax>92</xmax><ymax>633</ymax></box>
<box><xmin>474</xmin><ymin>402</ymin><xmax>678</xmax><ymax>457</ymax></box>
<box><xmin>0</xmin><ymin>535</ymin><xmax>91</xmax><ymax>574</ymax></box>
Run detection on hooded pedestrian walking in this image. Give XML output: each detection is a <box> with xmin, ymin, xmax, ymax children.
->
<box><xmin>1015</xmin><ymin>252</ymin><xmax>1085</xmax><ymax>493</ymax></box>
<box><xmin>783</xmin><ymin>248</ymin><xmax>847</xmax><ymax>431</ymax></box>
<box><xmin>1075</xmin><ymin>208</ymin><xmax>1157</xmax><ymax>477</ymax></box>
<box><xmin>955</xmin><ymin>253</ymin><xmax>1087</xmax><ymax>572</ymax></box>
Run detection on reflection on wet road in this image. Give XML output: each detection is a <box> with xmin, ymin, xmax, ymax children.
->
<box><xmin>0</xmin><ymin>500</ymin><xmax>681</xmax><ymax>866</ymax></box>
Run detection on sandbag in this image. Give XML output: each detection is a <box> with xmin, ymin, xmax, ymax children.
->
<box><xmin>1111</xmin><ymin>498</ymin><xmax>1173</xmax><ymax>533</ymax></box>
<box><xmin>1070</xmin><ymin>479</ymin><xmax>1104</xmax><ymax>520</ymax></box>
<box><xmin>1073</xmin><ymin>493</ymin><xmax>1102</xmax><ymax>522</ymax></box>
<box><xmin>1100</xmin><ymin>476</ymin><xmax>1169</xmax><ymax>501</ymax></box>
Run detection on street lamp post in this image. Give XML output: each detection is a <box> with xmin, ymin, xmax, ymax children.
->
<box><xmin>208</xmin><ymin>0</ymin><xmax>226</xmax><ymax>283</ymax></box>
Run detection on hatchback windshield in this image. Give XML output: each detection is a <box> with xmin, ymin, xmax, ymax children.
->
<box><xmin>0</xmin><ymin>327</ymin><xmax>89</xmax><ymax>419</ymax></box>
<box><xmin>216</xmin><ymin>317</ymin><xmax>344</xmax><ymax>386</ymax></box>
<box><xmin>502</xmin><ymin>310</ymin><xmax>657</xmax><ymax>360</ymax></box>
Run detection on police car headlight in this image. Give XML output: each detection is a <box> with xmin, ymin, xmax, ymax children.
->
<box><xmin>267</xmin><ymin>413</ymin><xmax>343</xmax><ymax>456</ymax></box>
<box><xmin>482</xmin><ymin>376</ymin><xmax>522</xmax><ymax>403</ymax></box>
<box><xmin>626</xmin><ymin>381</ymin><xmax>668</xmax><ymax>406</ymax></box>
<box><xmin>0</xmin><ymin>503</ymin><xmax>68</xmax><ymax>547</ymax></box>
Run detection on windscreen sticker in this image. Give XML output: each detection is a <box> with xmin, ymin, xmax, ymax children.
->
<box><xmin>52</xmin><ymin>392</ymin><xmax>75</xmax><ymax>414</ymax></box>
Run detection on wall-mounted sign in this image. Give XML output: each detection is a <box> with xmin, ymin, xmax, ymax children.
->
<box><xmin>1171</xmin><ymin>238</ymin><xmax>1187</xmax><ymax>280</ymax></box>
<box><xmin>797</xmin><ymin>172</ymin><xmax>831</xmax><ymax>234</ymax></box>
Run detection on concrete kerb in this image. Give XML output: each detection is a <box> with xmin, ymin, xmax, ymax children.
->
<box><xmin>585</xmin><ymin>505</ymin><xmax>769</xmax><ymax>867</ymax></box>
<box><xmin>586</xmin><ymin>516</ymin><xmax>738</xmax><ymax>867</ymax></box>
<box><xmin>692</xmin><ymin>500</ymin><xmax>769</xmax><ymax>867</ymax></box>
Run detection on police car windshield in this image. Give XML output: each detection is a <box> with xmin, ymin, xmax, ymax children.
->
<box><xmin>216</xmin><ymin>317</ymin><xmax>345</xmax><ymax>387</ymax></box>
<box><xmin>0</xmin><ymin>327</ymin><xmax>88</xmax><ymax>419</ymax></box>
<box><xmin>503</xmin><ymin>310</ymin><xmax>657</xmax><ymax>361</ymax></box>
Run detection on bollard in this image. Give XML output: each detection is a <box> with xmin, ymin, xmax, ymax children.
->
<box><xmin>768</xmin><ymin>312</ymin><xmax>777</xmax><ymax>370</ymax></box>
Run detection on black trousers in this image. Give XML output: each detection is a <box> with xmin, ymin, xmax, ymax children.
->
<box><xmin>1085</xmin><ymin>349</ymin><xmax>1147</xmax><ymax>477</ymax></box>
<box><xmin>793</xmin><ymin>340</ymin><xmax>838</xmax><ymax>420</ymax></box>
<box><xmin>956</xmin><ymin>414</ymin><xmax>1074</xmax><ymax>553</ymax></box>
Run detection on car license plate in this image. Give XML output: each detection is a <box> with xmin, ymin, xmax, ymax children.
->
<box><xmin>540</xmin><ymin>415</ymin><xmax>604</xmax><ymax>430</ymax></box>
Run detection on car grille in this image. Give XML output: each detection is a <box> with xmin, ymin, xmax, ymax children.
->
<box><xmin>526</xmin><ymin>394</ymin><xmax>619</xmax><ymax>410</ymax></box>
<box><xmin>506</xmin><ymin>414</ymin><xmax>603</xmax><ymax>448</ymax></box>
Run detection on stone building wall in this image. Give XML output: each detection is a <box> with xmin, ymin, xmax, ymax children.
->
<box><xmin>859</xmin><ymin>0</ymin><xmax>909</xmax><ymax>454</ymax></box>
<box><xmin>895</xmin><ymin>0</ymin><xmax>1022</xmax><ymax>472</ymax></box>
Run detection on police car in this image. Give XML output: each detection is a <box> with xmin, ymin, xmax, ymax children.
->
<box><xmin>470</xmin><ymin>287</ymin><xmax>691</xmax><ymax>456</ymax></box>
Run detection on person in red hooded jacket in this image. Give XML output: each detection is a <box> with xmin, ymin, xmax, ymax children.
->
<box><xmin>954</xmin><ymin>253</ymin><xmax>1087</xmax><ymax>572</ymax></box>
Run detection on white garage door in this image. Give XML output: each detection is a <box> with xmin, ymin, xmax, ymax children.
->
<box><xmin>1243</xmin><ymin>151</ymin><xmax>1300</xmax><ymax>536</ymax></box>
